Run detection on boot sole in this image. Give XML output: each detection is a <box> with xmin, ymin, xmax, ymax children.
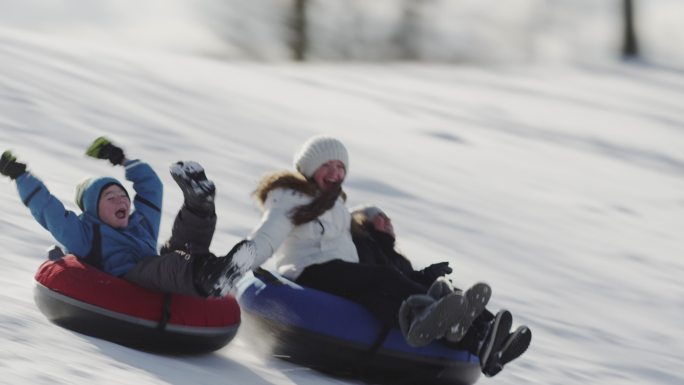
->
<box><xmin>500</xmin><ymin>326</ymin><xmax>531</xmax><ymax>365</ymax></box>
<box><xmin>483</xmin><ymin>326</ymin><xmax>531</xmax><ymax>377</ymax></box>
<box><xmin>479</xmin><ymin>310</ymin><xmax>513</xmax><ymax>368</ymax></box>
<box><xmin>445</xmin><ymin>282</ymin><xmax>491</xmax><ymax>342</ymax></box>
<box><xmin>406</xmin><ymin>292</ymin><xmax>467</xmax><ymax>347</ymax></box>
<box><xmin>170</xmin><ymin>161</ymin><xmax>215</xmax><ymax>198</ymax></box>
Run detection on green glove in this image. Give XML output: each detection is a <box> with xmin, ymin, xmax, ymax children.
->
<box><xmin>86</xmin><ymin>137</ymin><xmax>125</xmax><ymax>166</ymax></box>
<box><xmin>0</xmin><ymin>150</ymin><xmax>27</xmax><ymax>180</ymax></box>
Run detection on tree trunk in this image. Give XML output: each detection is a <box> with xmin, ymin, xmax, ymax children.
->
<box><xmin>394</xmin><ymin>0</ymin><xmax>429</xmax><ymax>60</ymax></box>
<box><xmin>622</xmin><ymin>0</ymin><xmax>639</xmax><ymax>59</ymax></box>
<box><xmin>290</xmin><ymin>0</ymin><xmax>308</xmax><ymax>61</ymax></box>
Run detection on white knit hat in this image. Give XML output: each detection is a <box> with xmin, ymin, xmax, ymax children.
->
<box><xmin>293</xmin><ymin>136</ymin><xmax>349</xmax><ymax>178</ymax></box>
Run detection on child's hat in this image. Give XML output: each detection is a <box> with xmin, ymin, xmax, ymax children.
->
<box><xmin>350</xmin><ymin>204</ymin><xmax>386</xmax><ymax>221</ymax></box>
<box><xmin>74</xmin><ymin>176</ymin><xmax>128</xmax><ymax>215</ymax></box>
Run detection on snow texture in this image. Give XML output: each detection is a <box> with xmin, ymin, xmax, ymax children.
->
<box><xmin>1</xmin><ymin>3</ymin><xmax>683</xmax><ymax>384</ymax></box>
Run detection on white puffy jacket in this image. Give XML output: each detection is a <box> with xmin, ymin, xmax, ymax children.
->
<box><xmin>247</xmin><ymin>187</ymin><xmax>359</xmax><ymax>280</ymax></box>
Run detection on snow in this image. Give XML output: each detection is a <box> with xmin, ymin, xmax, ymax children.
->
<box><xmin>1</xmin><ymin>5</ymin><xmax>684</xmax><ymax>385</ymax></box>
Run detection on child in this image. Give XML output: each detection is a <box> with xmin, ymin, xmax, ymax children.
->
<box><xmin>351</xmin><ymin>204</ymin><xmax>532</xmax><ymax>376</ymax></box>
<box><xmin>1</xmin><ymin>137</ymin><xmax>238</xmax><ymax>297</ymax></box>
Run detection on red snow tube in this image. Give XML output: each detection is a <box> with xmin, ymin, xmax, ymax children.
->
<box><xmin>34</xmin><ymin>255</ymin><xmax>240</xmax><ymax>354</ymax></box>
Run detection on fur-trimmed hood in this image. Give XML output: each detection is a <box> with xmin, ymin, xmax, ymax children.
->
<box><xmin>253</xmin><ymin>170</ymin><xmax>318</xmax><ymax>208</ymax></box>
<box><xmin>253</xmin><ymin>170</ymin><xmax>346</xmax><ymax>226</ymax></box>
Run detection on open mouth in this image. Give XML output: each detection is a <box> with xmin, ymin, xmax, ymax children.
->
<box><xmin>324</xmin><ymin>179</ymin><xmax>340</xmax><ymax>188</ymax></box>
<box><xmin>115</xmin><ymin>209</ymin><xmax>127</xmax><ymax>219</ymax></box>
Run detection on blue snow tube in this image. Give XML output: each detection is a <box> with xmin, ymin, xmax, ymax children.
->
<box><xmin>235</xmin><ymin>268</ymin><xmax>481</xmax><ymax>385</ymax></box>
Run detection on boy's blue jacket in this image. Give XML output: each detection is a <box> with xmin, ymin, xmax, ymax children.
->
<box><xmin>15</xmin><ymin>160</ymin><xmax>163</xmax><ymax>277</ymax></box>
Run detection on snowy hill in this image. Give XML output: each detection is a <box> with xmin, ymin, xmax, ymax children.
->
<box><xmin>1</xmin><ymin>29</ymin><xmax>683</xmax><ymax>385</ymax></box>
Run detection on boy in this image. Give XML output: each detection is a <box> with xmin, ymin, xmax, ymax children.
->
<box><xmin>1</xmin><ymin>137</ymin><xmax>239</xmax><ymax>297</ymax></box>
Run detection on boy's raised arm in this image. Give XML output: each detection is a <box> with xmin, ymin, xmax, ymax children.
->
<box><xmin>85</xmin><ymin>137</ymin><xmax>163</xmax><ymax>240</ymax></box>
<box><xmin>2</xmin><ymin>150</ymin><xmax>92</xmax><ymax>257</ymax></box>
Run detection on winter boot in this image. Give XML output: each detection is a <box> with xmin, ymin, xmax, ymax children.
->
<box><xmin>216</xmin><ymin>239</ymin><xmax>256</xmax><ymax>296</ymax></box>
<box><xmin>192</xmin><ymin>252</ymin><xmax>228</xmax><ymax>297</ymax></box>
<box><xmin>399</xmin><ymin>291</ymin><xmax>469</xmax><ymax>347</ymax></box>
<box><xmin>427</xmin><ymin>276</ymin><xmax>457</xmax><ymax>300</ymax></box>
<box><xmin>170</xmin><ymin>161</ymin><xmax>216</xmax><ymax>217</ymax></box>
<box><xmin>192</xmin><ymin>240</ymin><xmax>256</xmax><ymax>297</ymax></box>
<box><xmin>398</xmin><ymin>294</ymin><xmax>434</xmax><ymax>343</ymax></box>
<box><xmin>478</xmin><ymin>310</ymin><xmax>513</xmax><ymax>370</ymax></box>
<box><xmin>445</xmin><ymin>282</ymin><xmax>491</xmax><ymax>342</ymax></box>
<box><xmin>483</xmin><ymin>325</ymin><xmax>532</xmax><ymax>377</ymax></box>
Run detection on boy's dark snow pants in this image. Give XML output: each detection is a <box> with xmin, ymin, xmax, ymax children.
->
<box><xmin>122</xmin><ymin>206</ymin><xmax>216</xmax><ymax>296</ymax></box>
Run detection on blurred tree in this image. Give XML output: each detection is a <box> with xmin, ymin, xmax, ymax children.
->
<box><xmin>290</xmin><ymin>0</ymin><xmax>308</xmax><ymax>61</ymax></box>
<box><xmin>393</xmin><ymin>0</ymin><xmax>431</xmax><ymax>60</ymax></box>
<box><xmin>622</xmin><ymin>0</ymin><xmax>639</xmax><ymax>58</ymax></box>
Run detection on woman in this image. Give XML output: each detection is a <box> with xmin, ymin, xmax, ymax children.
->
<box><xmin>230</xmin><ymin>135</ymin><xmax>491</xmax><ymax>347</ymax></box>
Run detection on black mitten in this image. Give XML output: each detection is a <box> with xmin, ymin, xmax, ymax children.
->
<box><xmin>0</xmin><ymin>150</ymin><xmax>27</xmax><ymax>180</ymax></box>
<box><xmin>420</xmin><ymin>261</ymin><xmax>452</xmax><ymax>283</ymax></box>
<box><xmin>86</xmin><ymin>137</ymin><xmax>125</xmax><ymax>166</ymax></box>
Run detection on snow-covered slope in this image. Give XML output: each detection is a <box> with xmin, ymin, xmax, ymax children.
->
<box><xmin>1</xmin><ymin>29</ymin><xmax>683</xmax><ymax>385</ymax></box>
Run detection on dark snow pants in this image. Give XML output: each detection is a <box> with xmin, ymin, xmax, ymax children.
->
<box><xmin>296</xmin><ymin>259</ymin><xmax>496</xmax><ymax>354</ymax></box>
<box><xmin>122</xmin><ymin>205</ymin><xmax>216</xmax><ymax>296</ymax></box>
<box><xmin>295</xmin><ymin>259</ymin><xmax>427</xmax><ymax>327</ymax></box>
